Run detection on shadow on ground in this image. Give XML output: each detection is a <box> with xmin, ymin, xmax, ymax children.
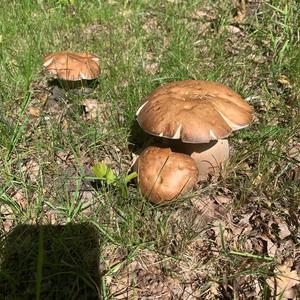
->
<box><xmin>48</xmin><ymin>78</ymin><xmax>99</xmax><ymax>90</ymax></box>
<box><xmin>0</xmin><ymin>223</ymin><xmax>101</xmax><ymax>300</ymax></box>
<box><xmin>128</xmin><ymin>119</ymin><xmax>162</xmax><ymax>154</ymax></box>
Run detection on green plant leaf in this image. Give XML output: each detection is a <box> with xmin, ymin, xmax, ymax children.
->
<box><xmin>106</xmin><ymin>168</ymin><xmax>117</xmax><ymax>184</ymax></box>
<box><xmin>124</xmin><ymin>171</ymin><xmax>138</xmax><ymax>183</ymax></box>
<box><xmin>119</xmin><ymin>183</ymin><xmax>128</xmax><ymax>198</ymax></box>
<box><xmin>92</xmin><ymin>162</ymin><xmax>117</xmax><ymax>184</ymax></box>
<box><xmin>92</xmin><ymin>162</ymin><xmax>108</xmax><ymax>179</ymax></box>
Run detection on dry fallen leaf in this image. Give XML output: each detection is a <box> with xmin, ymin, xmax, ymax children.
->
<box><xmin>1</xmin><ymin>203</ymin><xmax>14</xmax><ymax>232</ymax></box>
<box><xmin>191</xmin><ymin>196</ymin><xmax>228</xmax><ymax>222</ymax></box>
<box><xmin>198</xmin><ymin>22</ymin><xmax>211</xmax><ymax>35</ymax></box>
<box><xmin>0</xmin><ymin>204</ymin><xmax>13</xmax><ymax>216</ymax></box>
<box><xmin>233</xmin><ymin>0</ymin><xmax>246</xmax><ymax>22</ymax></box>
<box><xmin>12</xmin><ymin>190</ymin><xmax>27</xmax><ymax>210</ymax></box>
<box><xmin>256</xmin><ymin>233</ymin><xmax>277</xmax><ymax>257</ymax></box>
<box><xmin>227</xmin><ymin>25</ymin><xmax>242</xmax><ymax>34</ymax></box>
<box><xmin>192</xmin><ymin>10</ymin><xmax>208</xmax><ymax>19</ymax></box>
<box><xmin>144</xmin><ymin>52</ymin><xmax>160</xmax><ymax>75</ymax></box>
<box><xmin>28</xmin><ymin>106</ymin><xmax>41</xmax><ymax>118</ymax></box>
<box><xmin>44</xmin><ymin>98</ymin><xmax>61</xmax><ymax>114</ymax></box>
<box><xmin>3</xmin><ymin>219</ymin><xmax>13</xmax><ymax>232</ymax></box>
<box><xmin>292</xmin><ymin>167</ymin><xmax>300</xmax><ymax>185</ymax></box>
<box><xmin>267</xmin><ymin>261</ymin><xmax>300</xmax><ymax>298</ymax></box>
<box><xmin>277</xmin><ymin>222</ymin><xmax>291</xmax><ymax>240</ymax></box>
<box><xmin>82</xmin><ymin>98</ymin><xmax>109</xmax><ymax>121</ymax></box>
<box><xmin>288</xmin><ymin>142</ymin><xmax>300</xmax><ymax>162</ymax></box>
<box><xmin>210</xmin><ymin>282</ymin><xmax>221</xmax><ymax>297</ymax></box>
<box><xmin>62</xmin><ymin>119</ymin><xmax>69</xmax><ymax>130</ymax></box>
<box><xmin>131</xmin><ymin>153</ymin><xmax>139</xmax><ymax>170</ymax></box>
<box><xmin>249</xmin><ymin>53</ymin><xmax>266</xmax><ymax>64</ymax></box>
<box><xmin>214</xmin><ymin>195</ymin><xmax>231</xmax><ymax>205</ymax></box>
<box><xmin>142</xmin><ymin>16</ymin><xmax>159</xmax><ymax>33</ymax></box>
<box><xmin>191</xmin><ymin>7</ymin><xmax>215</xmax><ymax>21</ymax></box>
<box><xmin>277</xmin><ymin>75</ymin><xmax>291</xmax><ymax>88</ymax></box>
<box><xmin>22</xmin><ymin>159</ymin><xmax>40</xmax><ymax>182</ymax></box>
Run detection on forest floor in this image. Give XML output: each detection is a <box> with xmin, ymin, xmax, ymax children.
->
<box><xmin>0</xmin><ymin>0</ymin><xmax>299</xmax><ymax>299</ymax></box>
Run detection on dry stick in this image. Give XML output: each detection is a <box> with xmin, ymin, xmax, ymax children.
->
<box><xmin>229</xmin><ymin>250</ymin><xmax>274</xmax><ymax>261</ymax></box>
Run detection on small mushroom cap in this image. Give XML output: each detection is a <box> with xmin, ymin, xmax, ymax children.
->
<box><xmin>136</xmin><ymin>80</ymin><xmax>254</xmax><ymax>143</ymax></box>
<box><xmin>134</xmin><ymin>146</ymin><xmax>199</xmax><ymax>204</ymax></box>
<box><xmin>43</xmin><ymin>51</ymin><xmax>100</xmax><ymax>81</ymax></box>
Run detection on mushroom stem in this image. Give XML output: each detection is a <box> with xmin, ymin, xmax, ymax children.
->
<box><xmin>164</xmin><ymin>139</ymin><xmax>230</xmax><ymax>181</ymax></box>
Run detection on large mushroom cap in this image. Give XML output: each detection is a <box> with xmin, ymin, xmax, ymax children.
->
<box><xmin>134</xmin><ymin>146</ymin><xmax>198</xmax><ymax>204</ymax></box>
<box><xmin>43</xmin><ymin>51</ymin><xmax>100</xmax><ymax>81</ymax></box>
<box><xmin>136</xmin><ymin>80</ymin><xmax>254</xmax><ymax>143</ymax></box>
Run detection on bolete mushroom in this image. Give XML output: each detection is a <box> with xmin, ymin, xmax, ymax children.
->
<box><xmin>134</xmin><ymin>146</ymin><xmax>199</xmax><ymax>204</ymax></box>
<box><xmin>43</xmin><ymin>51</ymin><xmax>100</xmax><ymax>86</ymax></box>
<box><xmin>136</xmin><ymin>80</ymin><xmax>254</xmax><ymax>179</ymax></box>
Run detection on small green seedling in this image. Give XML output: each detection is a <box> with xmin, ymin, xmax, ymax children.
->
<box><xmin>92</xmin><ymin>162</ymin><xmax>117</xmax><ymax>184</ymax></box>
<box><xmin>92</xmin><ymin>162</ymin><xmax>137</xmax><ymax>197</ymax></box>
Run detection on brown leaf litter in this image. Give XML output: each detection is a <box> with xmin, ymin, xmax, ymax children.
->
<box><xmin>100</xmin><ymin>192</ymin><xmax>299</xmax><ymax>299</ymax></box>
<box><xmin>103</xmin><ymin>248</ymin><xmax>205</xmax><ymax>299</ymax></box>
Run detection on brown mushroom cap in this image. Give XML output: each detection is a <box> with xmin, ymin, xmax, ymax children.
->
<box><xmin>134</xmin><ymin>146</ymin><xmax>199</xmax><ymax>204</ymax></box>
<box><xmin>175</xmin><ymin>139</ymin><xmax>230</xmax><ymax>181</ymax></box>
<box><xmin>136</xmin><ymin>80</ymin><xmax>254</xmax><ymax>143</ymax></box>
<box><xmin>43</xmin><ymin>51</ymin><xmax>100</xmax><ymax>81</ymax></box>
